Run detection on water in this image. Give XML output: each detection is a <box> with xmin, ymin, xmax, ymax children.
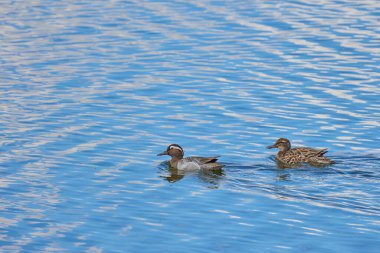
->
<box><xmin>1</xmin><ymin>0</ymin><xmax>380</xmax><ymax>252</ymax></box>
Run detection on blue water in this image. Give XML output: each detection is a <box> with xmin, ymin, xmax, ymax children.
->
<box><xmin>1</xmin><ymin>0</ymin><xmax>380</xmax><ymax>252</ymax></box>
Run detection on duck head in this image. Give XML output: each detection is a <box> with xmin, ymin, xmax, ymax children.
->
<box><xmin>267</xmin><ymin>138</ymin><xmax>291</xmax><ymax>152</ymax></box>
<box><xmin>157</xmin><ymin>144</ymin><xmax>184</xmax><ymax>159</ymax></box>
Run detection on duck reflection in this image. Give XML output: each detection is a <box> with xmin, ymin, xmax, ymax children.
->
<box><xmin>160</xmin><ymin>166</ymin><xmax>185</xmax><ymax>183</ymax></box>
<box><xmin>158</xmin><ymin>161</ymin><xmax>224</xmax><ymax>187</ymax></box>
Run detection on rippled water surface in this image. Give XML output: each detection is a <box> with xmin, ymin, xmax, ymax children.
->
<box><xmin>1</xmin><ymin>0</ymin><xmax>380</xmax><ymax>252</ymax></box>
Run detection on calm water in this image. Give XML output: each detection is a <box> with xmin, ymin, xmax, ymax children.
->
<box><xmin>1</xmin><ymin>0</ymin><xmax>380</xmax><ymax>252</ymax></box>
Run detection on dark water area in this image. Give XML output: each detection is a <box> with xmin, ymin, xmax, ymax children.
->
<box><xmin>1</xmin><ymin>0</ymin><xmax>379</xmax><ymax>252</ymax></box>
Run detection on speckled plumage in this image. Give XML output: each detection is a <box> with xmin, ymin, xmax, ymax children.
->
<box><xmin>157</xmin><ymin>144</ymin><xmax>224</xmax><ymax>171</ymax></box>
<box><xmin>267</xmin><ymin>138</ymin><xmax>335</xmax><ymax>166</ymax></box>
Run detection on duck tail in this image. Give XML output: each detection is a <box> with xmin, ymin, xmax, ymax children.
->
<box><xmin>317</xmin><ymin>148</ymin><xmax>329</xmax><ymax>156</ymax></box>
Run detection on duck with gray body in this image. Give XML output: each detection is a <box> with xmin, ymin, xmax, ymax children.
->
<box><xmin>157</xmin><ymin>144</ymin><xmax>224</xmax><ymax>171</ymax></box>
<box><xmin>267</xmin><ymin>138</ymin><xmax>335</xmax><ymax>166</ymax></box>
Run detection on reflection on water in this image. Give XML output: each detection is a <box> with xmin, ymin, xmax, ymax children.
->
<box><xmin>158</xmin><ymin>161</ymin><xmax>225</xmax><ymax>187</ymax></box>
<box><xmin>1</xmin><ymin>0</ymin><xmax>380</xmax><ymax>252</ymax></box>
<box><xmin>229</xmin><ymin>156</ymin><xmax>380</xmax><ymax>217</ymax></box>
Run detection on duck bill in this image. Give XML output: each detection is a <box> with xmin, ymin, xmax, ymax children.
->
<box><xmin>157</xmin><ymin>150</ymin><xmax>168</xmax><ymax>156</ymax></box>
<box><xmin>266</xmin><ymin>145</ymin><xmax>276</xmax><ymax>149</ymax></box>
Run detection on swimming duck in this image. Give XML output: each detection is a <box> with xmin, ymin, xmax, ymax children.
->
<box><xmin>157</xmin><ymin>144</ymin><xmax>224</xmax><ymax>171</ymax></box>
<box><xmin>267</xmin><ymin>138</ymin><xmax>335</xmax><ymax>166</ymax></box>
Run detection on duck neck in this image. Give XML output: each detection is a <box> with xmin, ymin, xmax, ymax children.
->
<box><xmin>170</xmin><ymin>155</ymin><xmax>183</xmax><ymax>168</ymax></box>
<box><xmin>277</xmin><ymin>146</ymin><xmax>290</xmax><ymax>157</ymax></box>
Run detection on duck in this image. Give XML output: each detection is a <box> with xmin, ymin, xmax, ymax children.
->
<box><xmin>267</xmin><ymin>138</ymin><xmax>335</xmax><ymax>166</ymax></box>
<box><xmin>157</xmin><ymin>144</ymin><xmax>224</xmax><ymax>171</ymax></box>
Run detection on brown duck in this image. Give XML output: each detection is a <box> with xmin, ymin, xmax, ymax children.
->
<box><xmin>267</xmin><ymin>138</ymin><xmax>335</xmax><ymax>166</ymax></box>
<box><xmin>157</xmin><ymin>144</ymin><xmax>224</xmax><ymax>171</ymax></box>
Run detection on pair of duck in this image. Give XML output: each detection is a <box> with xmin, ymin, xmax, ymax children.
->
<box><xmin>157</xmin><ymin>138</ymin><xmax>335</xmax><ymax>171</ymax></box>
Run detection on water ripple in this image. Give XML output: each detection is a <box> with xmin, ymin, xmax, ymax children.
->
<box><xmin>1</xmin><ymin>0</ymin><xmax>380</xmax><ymax>252</ymax></box>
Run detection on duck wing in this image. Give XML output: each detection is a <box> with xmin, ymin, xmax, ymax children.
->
<box><xmin>186</xmin><ymin>156</ymin><xmax>220</xmax><ymax>164</ymax></box>
<box><xmin>292</xmin><ymin>147</ymin><xmax>328</xmax><ymax>157</ymax></box>
<box><xmin>178</xmin><ymin>156</ymin><xmax>223</xmax><ymax>171</ymax></box>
